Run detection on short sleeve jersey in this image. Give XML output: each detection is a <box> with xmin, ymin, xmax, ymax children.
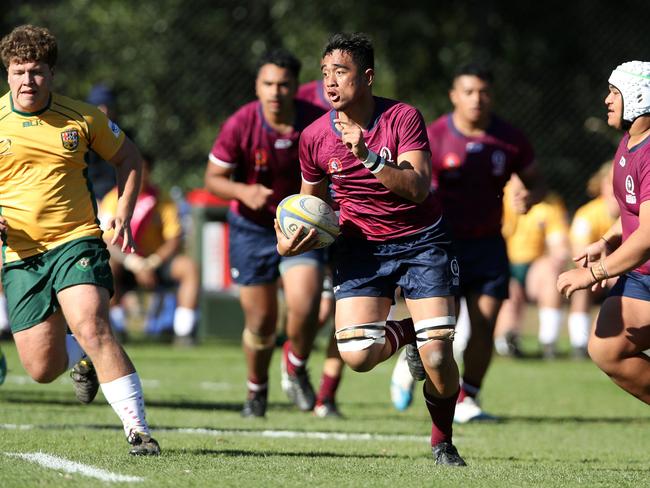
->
<box><xmin>502</xmin><ymin>185</ymin><xmax>569</xmax><ymax>265</ymax></box>
<box><xmin>612</xmin><ymin>133</ymin><xmax>650</xmax><ymax>274</ymax></box>
<box><xmin>0</xmin><ymin>91</ymin><xmax>125</xmax><ymax>263</ymax></box>
<box><xmin>300</xmin><ymin>97</ymin><xmax>440</xmax><ymax>240</ymax></box>
<box><xmin>100</xmin><ymin>186</ymin><xmax>182</xmax><ymax>257</ymax></box>
<box><xmin>570</xmin><ymin>197</ymin><xmax>616</xmax><ymax>250</ymax></box>
<box><xmin>428</xmin><ymin>114</ymin><xmax>535</xmax><ymax>240</ymax></box>
<box><xmin>296</xmin><ymin>80</ymin><xmax>331</xmax><ymax>111</ymax></box>
<box><xmin>208</xmin><ymin>100</ymin><xmax>325</xmax><ymax>228</ymax></box>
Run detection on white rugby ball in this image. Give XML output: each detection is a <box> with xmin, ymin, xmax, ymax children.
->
<box><xmin>276</xmin><ymin>194</ymin><xmax>339</xmax><ymax>248</ymax></box>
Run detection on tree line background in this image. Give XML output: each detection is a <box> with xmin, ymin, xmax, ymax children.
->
<box><xmin>2</xmin><ymin>0</ymin><xmax>649</xmax><ymax>212</ymax></box>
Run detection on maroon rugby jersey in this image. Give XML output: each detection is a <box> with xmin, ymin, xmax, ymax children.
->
<box><xmin>428</xmin><ymin>114</ymin><xmax>534</xmax><ymax>239</ymax></box>
<box><xmin>612</xmin><ymin>133</ymin><xmax>650</xmax><ymax>274</ymax></box>
<box><xmin>296</xmin><ymin>80</ymin><xmax>331</xmax><ymax>111</ymax></box>
<box><xmin>300</xmin><ymin>97</ymin><xmax>441</xmax><ymax>240</ymax></box>
<box><xmin>209</xmin><ymin>100</ymin><xmax>325</xmax><ymax>227</ymax></box>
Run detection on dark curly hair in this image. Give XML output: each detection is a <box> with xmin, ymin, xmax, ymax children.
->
<box><xmin>322</xmin><ymin>33</ymin><xmax>374</xmax><ymax>72</ymax></box>
<box><xmin>0</xmin><ymin>25</ymin><xmax>57</xmax><ymax>68</ymax></box>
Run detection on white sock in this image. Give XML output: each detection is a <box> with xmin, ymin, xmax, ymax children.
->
<box><xmin>568</xmin><ymin>312</ymin><xmax>591</xmax><ymax>349</ymax></box>
<box><xmin>101</xmin><ymin>372</ymin><xmax>150</xmax><ymax>438</ymax></box>
<box><xmin>538</xmin><ymin>308</ymin><xmax>563</xmax><ymax>346</ymax></box>
<box><xmin>0</xmin><ymin>294</ymin><xmax>8</xmax><ymax>331</ymax></box>
<box><xmin>173</xmin><ymin>306</ymin><xmax>196</xmax><ymax>337</ymax></box>
<box><xmin>65</xmin><ymin>334</ymin><xmax>86</xmax><ymax>370</ymax></box>
<box><xmin>109</xmin><ymin>306</ymin><xmax>126</xmax><ymax>332</ymax></box>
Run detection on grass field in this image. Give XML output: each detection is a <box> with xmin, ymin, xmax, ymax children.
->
<box><xmin>0</xmin><ymin>333</ymin><xmax>648</xmax><ymax>487</ymax></box>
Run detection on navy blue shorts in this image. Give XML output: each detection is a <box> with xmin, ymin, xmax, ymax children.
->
<box><xmin>228</xmin><ymin>212</ymin><xmax>324</xmax><ymax>286</ymax></box>
<box><xmin>333</xmin><ymin>221</ymin><xmax>459</xmax><ymax>300</ymax></box>
<box><xmin>608</xmin><ymin>271</ymin><xmax>650</xmax><ymax>301</ymax></box>
<box><xmin>454</xmin><ymin>235</ymin><xmax>509</xmax><ymax>299</ymax></box>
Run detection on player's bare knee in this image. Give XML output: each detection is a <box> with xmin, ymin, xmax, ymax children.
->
<box><xmin>335</xmin><ymin>322</ymin><xmax>385</xmax><ymax>372</ymax></box>
<box><xmin>25</xmin><ymin>361</ymin><xmax>62</xmax><ymax>383</ymax></box>
<box><xmin>415</xmin><ymin>317</ymin><xmax>455</xmax><ymax>359</ymax></box>
<box><xmin>242</xmin><ymin>328</ymin><xmax>276</xmax><ymax>351</ymax></box>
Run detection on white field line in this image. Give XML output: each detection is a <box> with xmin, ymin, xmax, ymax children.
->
<box><xmin>1</xmin><ymin>423</ymin><xmax>428</xmax><ymax>443</ymax></box>
<box><xmin>4</xmin><ymin>452</ymin><xmax>144</xmax><ymax>483</ymax></box>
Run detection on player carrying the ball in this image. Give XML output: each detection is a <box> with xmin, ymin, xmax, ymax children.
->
<box><xmin>276</xmin><ymin>32</ymin><xmax>466</xmax><ymax>465</ymax></box>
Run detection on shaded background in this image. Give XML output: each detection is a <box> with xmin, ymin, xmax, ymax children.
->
<box><xmin>2</xmin><ymin>0</ymin><xmax>649</xmax><ymax>212</ymax></box>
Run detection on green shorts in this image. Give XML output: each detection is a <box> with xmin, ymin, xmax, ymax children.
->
<box><xmin>509</xmin><ymin>262</ymin><xmax>532</xmax><ymax>287</ymax></box>
<box><xmin>1</xmin><ymin>237</ymin><xmax>114</xmax><ymax>333</ymax></box>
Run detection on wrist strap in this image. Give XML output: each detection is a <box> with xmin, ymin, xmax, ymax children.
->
<box><xmin>362</xmin><ymin>150</ymin><xmax>386</xmax><ymax>174</ymax></box>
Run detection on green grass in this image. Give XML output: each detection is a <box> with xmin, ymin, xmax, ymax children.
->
<box><xmin>0</xmin><ymin>338</ymin><xmax>648</xmax><ymax>487</ymax></box>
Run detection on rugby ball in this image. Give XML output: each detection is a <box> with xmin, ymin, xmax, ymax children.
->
<box><xmin>276</xmin><ymin>194</ymin><xmax>339</xmax><ymax>248</ymax></box>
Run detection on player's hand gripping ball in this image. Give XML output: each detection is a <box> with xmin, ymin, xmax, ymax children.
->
<box><xmin>276</xmin><ymin>194</ymin><xmax>339</xmax><ymax>248</ymax></box>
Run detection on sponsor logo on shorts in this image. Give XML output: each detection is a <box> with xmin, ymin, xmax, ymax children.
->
<box><xmin>450</xmin><ymin>258</ymin><xmax>460</xmax><ymax>286</ymax></box>
<box><xmin>75</xmin><ymin>257</ymin><xmax>91</xmax><ymax>271</ymax></box>
<box><xmin>61</xmin><ymin>128</ymin><xmax>80</xmax><ymax>151</ymax></box>
<box><xmin>230</xmin><ymin>267</ymin><xmax>240</xmax><ymax>279</ymax></box>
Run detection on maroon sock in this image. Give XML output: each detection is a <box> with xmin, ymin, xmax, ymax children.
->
<box><xmin>316</xmin><ymin>373</ymin><xmax>341</xmax><ymax>405</ymax></box>
<box><xmin>384</xmin><ymin>318</ymin><xmax>416</xmax><ymax>356</ymax></box>
<box><xmin>283</xmin><ymin>341</ymin><xmax>307</xmax><ymax>376</ymax></box>
<box><xmin>423</xmin><ymin>385</ymin><xmax>460</xmax><ymax>446</ymax></box>
<box><xmin>458</xmin><ymin>379</ymin><xmax>481</xmax><ymax>403</ymax></box>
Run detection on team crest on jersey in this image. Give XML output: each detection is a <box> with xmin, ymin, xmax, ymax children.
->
<box><xmin>328</xmin><ymin>158</ymin><xmax>343</xmax><ymax>174</ymax></box>
<box><xmin>619</xmin><ymin>156</ymin><xmax>626</xmax><ymax>167</ymax></box>
<box><xmin>61</xmin><ymin>129</ymin><xmax>80</xmax><ymax>151</ymax></box>
<box><xmin>254</xmin><ymin>149</ymin><xmax>268</xmax><ymax>170</ymax></box>
<box><xmin>75</xmin><ymin>257</ymin><xmax>91</xmax><ymax>271</ymax></box>
<box><xmin>443</xmin><ymin>152</ymin><xmax>461</xmax><ymax>169</ymax></box>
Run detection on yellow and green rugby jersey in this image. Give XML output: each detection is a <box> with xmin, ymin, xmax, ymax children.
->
<box><xmin>502</xmin><ymin>184</ymin><xmax>569</xmax><ymax>265</ymax></box>
<box><xmin>570</xmin><ymin>196</ymin><xmax>616</xmax><ymax>250</ymax></box>
<box><xmin>0</xmin><ymin>91</ymin><xmax>125</xmax><ymax>263</ymax></box>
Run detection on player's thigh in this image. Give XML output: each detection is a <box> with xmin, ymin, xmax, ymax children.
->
<box><xmin>281</xmin><ymin>262</ymin><xmax>323</xmax><ymax>316</ymax></box>
<box><xmin>594</xmin><ymin>295</ymin><xmax>650</xmax><ymax>354</ymax></box>
<box><xmin>13</xmin><ymin>311</ymin><xmax>67</xmax><ymax>372</ymax></box>
<box><xmin>525</xmin><ymin>256</ymin><xmax>557</xmax><ymax>300</ymax></box>
<box><xmin>334</xmin><ymin>296</ymin><xmax>393</xmax><ymax>330</ymax></box>
<box><xmin>239</xmin><ymin>283</ymin><xmax>278</xmax><ymax>330</ymax></box>
<box><xmin>404</xmin><ymin>295</ymin><xmax>455</xmax><ymax>324</ymax></box>
<box><xmin>169</xmin><ymin>254</ymin><xmax>199</xmax><ymax>282</ymax></box>
<box><xmin>57</xmin><ymin>284</ymin><xmax>112</xmax><ymax>341</ymax></box>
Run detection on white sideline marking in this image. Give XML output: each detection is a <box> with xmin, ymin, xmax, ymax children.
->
<box><xmin>169</xmin><ymin>427</ymin><xmax>429</xmax><ymax>443</ymax></box>
<box><xmin>1</xmin><ymin>423</ymin><xmax>428</xmax><ymax>443</ymax></box>
<box><xmin>199</xmin><ymin>381</ymin><xmax>232</xmax><ymax>391</ymax></box>
<box><xmin>4</xmin><ymin>452</ymin><xmax>144</xmax><ymax>483</ymax></box>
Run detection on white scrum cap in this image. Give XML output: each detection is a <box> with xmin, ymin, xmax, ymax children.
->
<box><xmin>608</xmin><ymin>61</ymin><xmax>650</xmax><ymax>122</ymax></box>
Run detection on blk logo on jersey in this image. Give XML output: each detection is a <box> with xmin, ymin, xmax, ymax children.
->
<box><xmin>254</xmin><ymin>149</ymin><xmax>268</xmax><ymax>170</ymax></box>
<box><xmin>619</xmin><ymin>156</ymin><xmax>626</xmax><ymax>167</ymax></box>
<box><xmin>61</xmin><ymin>129</ymin><xmax>80</xmax><ymax>151</ymax></box>
<box><xmin>75</xmin><ymin>257</ymin><xmax>90</xmax><ymax>271</ymax></box>
<box><xmin>625</xmin><ymin>175</ymin><xmax>636</xmax><ymax>204</ymax></box>
<box><xmin>274</xmin><ymin>139</ymin><xmax>293</xmax><ymax>149</ymax></box>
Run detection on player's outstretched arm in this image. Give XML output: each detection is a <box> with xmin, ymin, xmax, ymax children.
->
<box><xmin>108</xmin><ymin>136</ymin><xmax>143</xmax><ymax>253</ymax></box>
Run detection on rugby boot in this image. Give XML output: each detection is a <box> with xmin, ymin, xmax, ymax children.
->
<box><xmin>70</xmin><ymin>358</ymin><xmax>99</xmax><ymax>404</ymax></box>
<box><xmin>283</xmin><ymin>365</ymin><xmax>316</xmax><ymax>412</ymax></box>
<box><xmin>128</xmin><ymin>430</ymin><xmax>161</xmax><ymax>456</ymax></box>
<box><xmin>313</xmin><ymin>398</ymin><xmax>342</xmax><ymax>418</ymax></box>
<box><xmin>432</xmin><ymin>441</ymin><xmax>467</xmax><ymax>466</ymax></box>
<box><xmin>390</xmin><ymin>349</ymin><xmax>415</xmax><ymax>411</ymax></box>
<box><xmin>405</xmin><ymin>343</ymin><xmax>426</xmax><ymax>381</ymax></box>
<box><xmin>241</xmin><ymin>390</ymin><xmax>268</xmax><ymax>418</ymax></box>
<box><xmin>454</xmin><ymin>396</ymin><xmax>498</xmax><ymax>424</ymax></box>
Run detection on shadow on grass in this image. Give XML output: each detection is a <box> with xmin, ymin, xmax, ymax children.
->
<box><xmin>164</xmin><ymin>448</ymin><xmax>402</xmax><ymax>459</ymax></box>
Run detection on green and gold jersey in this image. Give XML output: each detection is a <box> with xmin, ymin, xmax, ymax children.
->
<box><xmin>0</xmin><ymin>91</ymin><xmax>125</xmax><ymax>263</ymax></box>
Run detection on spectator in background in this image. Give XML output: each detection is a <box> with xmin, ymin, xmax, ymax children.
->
<box><xmin>204</xmin><ymin>49</ymin><xmax>326</xmax><ymax>418</ymax></box>
<box><xmin>567</xmin><ymin>161</ymin><xmax>619</xmax><ymax>358</ymax></box>
<box><xmin>86</xmin><ymin>84</ymin><xmax>120</xmax><ymax>202</ymax></box>
<box><xmin>494</xmin><ymin>175</ymin><xmax>571</xmax><ymax>359</ymax></box>
<box><xmin>100</xmin><ymin>154</ymin><xmax>200</xmax><ymax>346</ymax></box>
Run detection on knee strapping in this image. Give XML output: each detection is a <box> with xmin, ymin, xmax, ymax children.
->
<box><xmin>335</xmin><ymin>322</ymin><xmax>386</xmax><ymax>352</ymax></box>
<box><xmin>415</xmin><ymin>316</ymin><xmax>456</xmax><ymax>348</ymax></box>
<box><xmin>242</xmin><ymin>328</ymin><xmax>276</xmax><ymax>351</ymax></box>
